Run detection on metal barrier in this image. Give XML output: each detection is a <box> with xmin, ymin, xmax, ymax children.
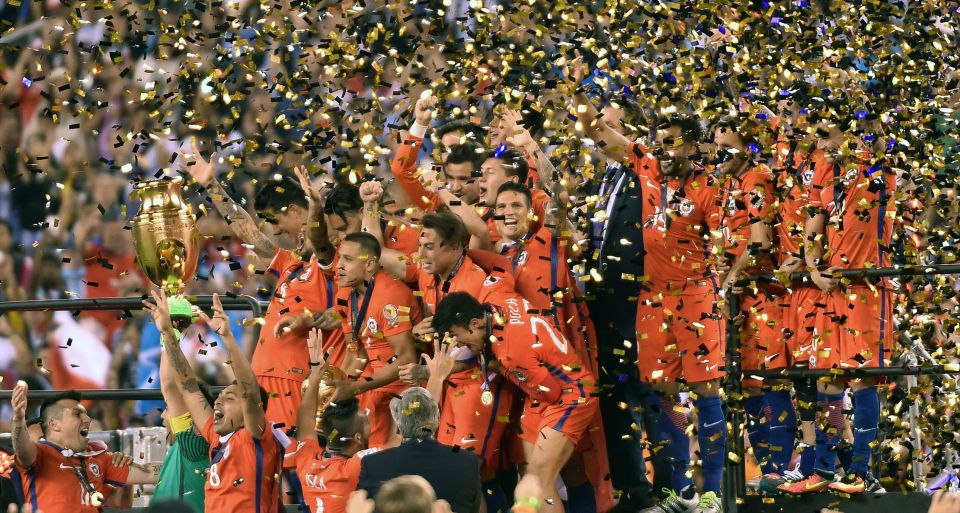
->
<box><xmin>0</xmin><ymin>294</ymin><xmax>267</xmax><ymax>317</ymax></box>
<box><xmin>722</xmin><ymin>263</ymin><xmax>960</xmax><ymax>513</ymax></box>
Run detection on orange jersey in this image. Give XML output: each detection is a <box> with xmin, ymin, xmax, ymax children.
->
<box><xmin>383</xmin><ymin>222</ymin><xmax>420</xmax><ymax>257</ymax></box>
<box><xmin>334</xmin><ymin>269</ymin><xmax>420</xmax><ymax>390</ymax></box>
<box><xmin>411</xmin><ymin>255</ymin><xmax>508</xmax><ymax>315</ymax></box>
<box><xmin>774</xmin><ymin>142</ymin><xmax>824</xmax><ymax>260</ymax></box>
<box><xmin>13</xmin><ymin>441</ymin><xmax>130</xmax><ymax>513</ymax></box>
<box><xmin>292</xmin><ymin>438</ymin><xmax>380</xmax><ymax>513</ymax></box>
<box><xmin>201</xmin><ymin>418</ymin><xmax>283</xmax><ymax>513</ymax></box>
<box><xmin>253</xmin><ymin>249</ymin><xmax>343</xmax><ymax>380</ymax></box>
<box><xmin>807</xmin><ymin>154</ymin><xmax>897</xmax><ymax>270</ymax></box>
<box><xmin>391</xmin><ymin>135</ymin><xmax>444</xmax><ymax>212</ymax></box>
<box><xmin>489</xmin><ymin>295</ymin><xmax>596</xmax><ymax>405</ymax></box>
<box><xmin>627</xmin><ymin>144</ymin><xmax>724</xmax><ymax>288</ymax></box>
<box><xmin>721</xmin><ymin>165</ymin><xmax>776</xmax><ymax>262</ymax></box>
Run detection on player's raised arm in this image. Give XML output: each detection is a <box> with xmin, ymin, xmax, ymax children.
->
<box><xmin>183</xmin><ymin>140</ymin><xmax>277</xmax><ymax>259</ymax></box>
<box><xmin>297</xmin><ymin>328</ymin><xmax>328</xmax><ymax>437</ymax></box>
<box><xmin>10</xmin><ymin>380</ymin><xmax>36</xmax><ymax>468</ymax></box>
<box><xmin>201</xmin><ymin>294</ymin><xmax>267</xmax><ymax>438</ymax></box>
<box><xmin>568</xmin><ymin>59</ymin><xmax>632</xmax><ymax>164</ymax></box>
<box><xmin>143</xmin><ymin>289</ymin><xmax>213</xmax><ymax>430</ymax></box>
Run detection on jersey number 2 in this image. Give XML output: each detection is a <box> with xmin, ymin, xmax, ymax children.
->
<box><xmin>530</xmin><ymin>316</ymin><xmax>568</xmax><ymax>354</ymax></box>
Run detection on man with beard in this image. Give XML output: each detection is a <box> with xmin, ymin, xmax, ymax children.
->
<box><xmin>145</xmin><ymin>290</ymin><xmax>283</xmax><ymax>512</ymax></box>
<box><xmin>185</xmin><ymin>148</ymin><xmax>341</xmax><ymax>433</ymax></box>
<box><xmin>10</xmin><ymin>386</ymin><xmax>160</xmax><ymax>512</ymax></box>
<box><xmin>573</xmin><ymin>84</ymin><xmax>727</xmax><ymax>512</ymax></box>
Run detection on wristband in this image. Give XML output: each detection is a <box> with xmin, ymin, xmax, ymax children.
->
<box><xmin>513</xmin><ymin>497</ymin><xmax>540</xmax><ymax>513</ymax></box>
<box><xmin>409</xmin><ymin>122</ymin><xmax>429</xmax><ymax>139</ymax></box>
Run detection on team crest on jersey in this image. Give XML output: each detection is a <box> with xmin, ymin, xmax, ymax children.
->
<box><xmin>678</xmin><ymin>199</ymin><xmax>696</xmax><ymax>217</ymax></box>
<box><xmin>383</xmin><ymin>304</ymin><xmax>399</xmax><ymax>327</ymax></box>
<box><xmin>751</xmin><ymin>190</ymin><xmax>765</xmax><ymax>212</ymax></box>
<box><xmin>88</xmin><ymin>462</ymin><xmax>101</xmax><ymax>479</ymax></box>
<box><xmin>802</xmin><ymin>169</ymin><xmax>815</xmax><ymax>186</ymax></box>
<box><xmin>298</xmin><ymin>266</ymin><xmax>313</xmax><ymax>281</ymax></box>
<box><xmin>509</xmin><ymin>369</ymin><xmax>528</xmax><ymax>383</ymax></box>
<box><xmin>483</xmin><ymin>275</ymin><xmax>500</xmax><ymax>286</ymax></box>
<box><xmin>367</xmin><ymin>317</ymin><xmax>380</xmax><ymax>334</ymax></box>
<box><xmin>516</xmin><ymin>250</ymin><xmax>529</xmax><ymax>266</ymax></box>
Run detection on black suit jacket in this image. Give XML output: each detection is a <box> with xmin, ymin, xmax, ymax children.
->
<box><xmin>357</xmin><ymin>437</ymin><xmax>482</xmax><ymax>513</ymax></box>
<box><xmin>586</xmin><ymin>164</ymin><xmax>645</xmax><ymax>340</ymax></box>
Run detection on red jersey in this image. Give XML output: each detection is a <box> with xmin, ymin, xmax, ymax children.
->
<box><xmin>722</xmin><ymin>165</ymin><xmax>776</xmax><ymax>262</ymax></box>
<box><xmin>201</xmin><ymin>418</ymin><xmax>283</xmax><ymax>513</ymax></box>
<box><xmin>383</xmin><ymin>222</ymin><xmax>420</xmax><ymax>257</ymax></box>
<box><xmin>488</xmin><ymin>295</ymin><xmax>595</xmax><ymax>404</ymax></box>
<box><xmin>13</xmin><ymin>441</ymin><xmax>129</xmax><ymax>513</ymax></box>
<box><xmin>627</xmin><ymin>144</ymin><xmax>724</xmax><ymax>288</ymax></box>
<box><xmin>293</xmin><ymin>438</ymin><xmax>380</xmax><ymax>513</ymax></box>
<box><xmin>774</xmin><ymin>142</ymin><xmax>824</xmax><ymax>260</ymax></box>
<box><xmin>334</xmin><ymin>269</ymin><xmax>420</xmax><ymax>392</ymax></box>
<box><xmin>253</xmin><ymin>248</ymin><xmax>343</xmax><ymax>380</ymax></box>
<box><xmin>807</xmin><ymin>154</ymin><xmax>897</xmax><ymax>270</ymax></box>
<box><xmin>391</xmin><ymin>134</ymin><xmax>549</xmax><ymax>244</ymax></box>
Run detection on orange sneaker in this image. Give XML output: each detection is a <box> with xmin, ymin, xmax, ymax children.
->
<box><xmin>776</xmin><ymin>472</ymin><xmax>833</xmax><ymax>495</ymax></box>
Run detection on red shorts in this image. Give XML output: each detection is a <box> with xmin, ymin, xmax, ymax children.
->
<box><xmin>740</xmin><ymin>292</ymin><xmax>787</xmax><ymax>388</ymax></box>
<box><xmin>812</xmin><ymin>284</ymin><xmax>894</xmax><ymax>370</ymax></box>
<box><xmin>779</xmin><ymin>286</ymin><xmax>824</xmax><ymax>366</ymax></box>
<box><xmin>531</xmin><ymin>398</ymin><xmax>598</xmax><ymax>446</ymax></box>
<box><xmin>259</xmin><ymin>375</ymin><xmax>303</xmax><ymax>470</ymax></box>
<box><xmin>359</xmin><ymin>384</ymin><xmax>408</xmax><ymax>448</ymax></box>
<box><xmin>259</xmin><ymin>375</ymin><xmax>303</xmax><ymax>433</ymax></box>
<box><xmin>437</xmin><ymin>371</ymin><xmax>514</xmax><ymax>472</ymax></box>
<box><xmin>518</xmin><ymin>398</ymin><xmax>596</xmax><ymax>451</ymax></box>
<box><xmin>636</xmin><ymin>284</ymin><xmax>725</xmax><ymax>383</ymax></box>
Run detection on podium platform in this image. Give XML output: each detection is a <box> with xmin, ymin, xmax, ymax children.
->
<box><xmin>740</xmin><ymin>492</ymin><xmax>931</xmax><ymax>513</ymax></box>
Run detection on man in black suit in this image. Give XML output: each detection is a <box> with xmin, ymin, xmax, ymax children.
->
<box><xmin>582</xmin><ymin>101</ymin><xmax>670</xmax><ymax>511</ymax></box>
<box><xmin>356</xmin><ymin>387</ymin><xmax>482</xmax><ymax>513</ymax></box>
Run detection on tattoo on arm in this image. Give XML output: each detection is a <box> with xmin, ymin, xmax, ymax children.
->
<box><xmin>205</xmin><ymin>181</ymin><xmax>276</xmax><ymax>258</ymax></box>
<box><xmin>531</xmin><ymin>148</ymin><xmax>559</xmax><ymax>191</ymax></box>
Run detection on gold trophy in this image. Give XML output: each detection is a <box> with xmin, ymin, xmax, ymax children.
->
<box><xmin>131</xmin><ymin>178</ymin><xmax>200</xmax><ymax>319</ymax></box>
<box><xmin>302</xmin><ymin>366</ymin><xmax>347</xmax><ymax>433</ymax></box>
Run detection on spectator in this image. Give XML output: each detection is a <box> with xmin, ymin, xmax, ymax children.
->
<box><xmin>357</xmin><ymin>387</ymin><xmax>482</xmax><ymax>513</ymax></box>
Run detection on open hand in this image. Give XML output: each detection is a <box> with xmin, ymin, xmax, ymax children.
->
<box><xmin>307</xmin><ymin>328</ymin><xmax>326</xmax><ymax>369</ymax></box>
<box><xmin>142</xmin><ymin>289</ymin><xmax>174</xmax><ymax>334</ymax></box>
<box><xmin>183</xmin><ymin>139</ymin><xmax>217</xmax><ymax>188</ymax></box>
<box><xmin>198</xmin><ymin>293</ymin><xmax>231</xmax><ymax>336</ymax></box>
<box><xmin>422</xmin><ymin>336</ymin><xmax>456</xmax><ymax>383</ymax></box>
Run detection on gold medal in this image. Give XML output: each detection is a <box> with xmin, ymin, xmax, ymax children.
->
<box><xmin>481</xmin><ymin>390</ymin><xmax>494</xmax><ymax>406</ymax></box>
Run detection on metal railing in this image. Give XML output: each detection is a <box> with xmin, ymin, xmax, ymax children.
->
<box><xmin>0</xmin><ymin>294</ymin><xmax>267</xmax><ymax>317</ymax></box>
<box><xmin>722</xmin><ymin>263</ymin><xmax>960</xmax><ymax>513</ymax></box>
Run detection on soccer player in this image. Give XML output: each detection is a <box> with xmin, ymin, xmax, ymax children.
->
<box><xmin>328</xmin><ymin>232</ymin><xmax>420</xmax><ymax>448</ymax></box>
<box><xmin>185</xmin><ymin>149</ymin><xmax>340</xmax><ymax>432</ymax></box>
<box><xmin>712</xmin><ymin>118</ymin><xmax>795</xmax><ymax>490</ymax></box>
<box><xmin>145</xmin><ymin>290</ymin><xmax>284</xmax><ymax>512</ymax></box>
<box><xmin>10</xmin><ymin>384</ymin><xmax>160</xmax><ymax>512</ymax></box>
<box><xmin>371</xmin><ymin>208</ymin><xmax>517</xmax><ymax>513</ymax></box>
<box><xmin>292</xmin><ymin>328</ymin><xmax>381</xmax><ymax>513</ymax></box>
<box><xmin>573</xmin><ymin>83</ymin><xmax>727</xmax><ymax>512</ymax></box>
<box><xmin>778</xmin><ymin>117</ymin><xmax>896</xmax><ymax>495</ymax></box>
<box><xmin>487</xmin><ymin>181</ymin><xmax>609</xmax><ymax>513</ymax></box>
<box><xmin>765</xmin><ymin>86</ymin><xmax>827</xmax><ymax>490</ymax></box>
<box><xmin>432</xmin><ymin>291</ymin><xmax>599</xmax><ymax>513</ymax></box>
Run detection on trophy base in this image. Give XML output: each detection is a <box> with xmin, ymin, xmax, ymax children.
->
<box><xmin>167</xmin><ymin>296</ymin><xmax>195</xmax><ymax>329</ymax></box>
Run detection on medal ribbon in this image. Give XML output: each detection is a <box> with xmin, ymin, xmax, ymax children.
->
<box><xmin>350</xmin><ymin>276</ymin><xmax>377</xmax><ymax>342</ymax></box>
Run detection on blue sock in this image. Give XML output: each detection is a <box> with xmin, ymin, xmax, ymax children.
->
<box><xmin>814</xmin><ymin>392</ymin><xmax>845</xmax><ymax>474</ymax></box>
<box><xmin>743</xmin><ymin>394</ymin><xmax>772</xmax><ymax>474</ymax></box>
<box><xmin>566</xmin><ymin>483</ymin><xmax>597</xmax><ymax>513</ymax></box>
<box><xmin>695</xmin><ymin>396</ymin><xmax>727</xmax><ymax>494</ymax></box>
<box><xmin>851</xmin><ymin>387</ymin><xmax>880</xmax><ymax>475</ymax></box>
<box><xmin>655</xmin><ymin>396</ymin><xmax>693</xmax><ymax>492</ymax></box>
<box><xmin>483</xmin><ymin>480</ymin><xmax>509</xmax><ymax>513</ymax></box>
<box><xmin>799</xmin><ymin>443</ymin><xmax>816</xmax><ymax>477</ymax></box>
<box><xmin>764</xmin><ymin>390</ymin><xmax>797</xmax><ymax>474</ymax></box>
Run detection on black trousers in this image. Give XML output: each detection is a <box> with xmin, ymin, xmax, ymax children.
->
<box><xmin>594</xmin><ymin>321</ymin><xmax>672</xmax><ymax>501</ymax></box>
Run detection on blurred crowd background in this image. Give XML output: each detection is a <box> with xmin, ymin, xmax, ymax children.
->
<box><xmin>1</xmin><ymin>0</ymin><xmax>960</xmax><ymax>489</ymax></box>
